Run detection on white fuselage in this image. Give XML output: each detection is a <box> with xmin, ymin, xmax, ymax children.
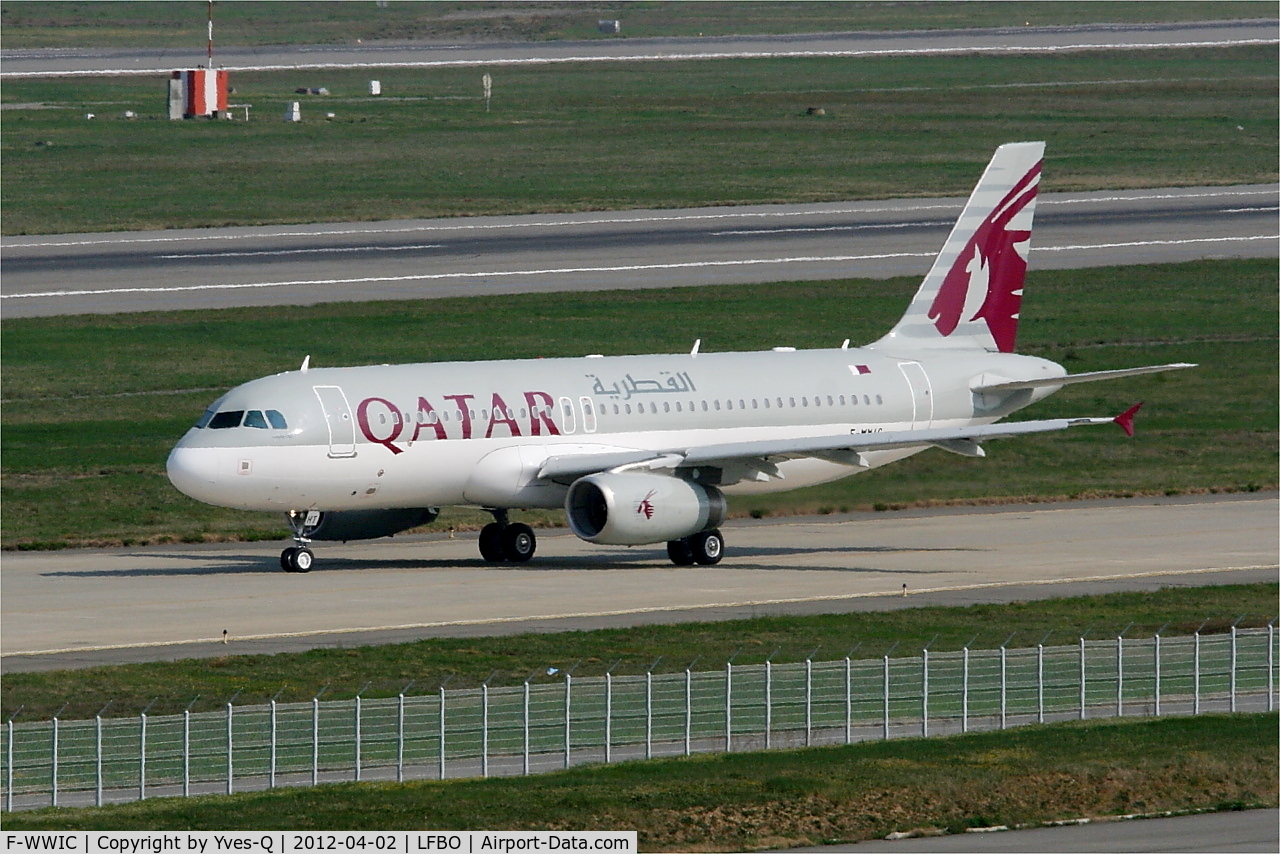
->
<box><xmin>166</xmin><ymin>344</ymin><xmax>1064</xmax><ymax>514</ymax></box>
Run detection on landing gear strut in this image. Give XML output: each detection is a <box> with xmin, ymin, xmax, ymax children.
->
<box><xmin>479</xmin><ymin>509</ymin><xmax>537</xmax><ymax>563</ymax></box>
<box><xmin>282</xmin><ymin>510</ymin><xmax>316</xmax><ymax>573</ymax></box>
<box><xmin>667</xmin><ymin>528</ymin><xmax>724</xmax><ymax>566</ymax></box>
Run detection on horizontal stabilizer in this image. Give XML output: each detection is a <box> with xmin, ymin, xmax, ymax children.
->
<box><xmin>971</xmin><ymin>363</ymin><xmax>1196</xmax><ymax>393</ymax></box>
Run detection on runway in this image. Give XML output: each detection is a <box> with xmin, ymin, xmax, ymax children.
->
<box><xmin>4</xmin><ymin>21</ymin><xmax>1275</xmax><ymax>78</ymax></box>
<box><xmin>2</xmin><ymin>185</ymin><xmax>1276</xmax><ymax>318</ymax></box>
<box><xmin>3</xmin><ymin>493</ymin><xmax>1275</xmax><ymax>672</ymax></box>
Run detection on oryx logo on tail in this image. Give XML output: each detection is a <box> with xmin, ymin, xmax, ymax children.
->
<box><xmin>928</xmin><ymin>160</ymin><xmax>1040</xmax><ymax>353</ymax></box>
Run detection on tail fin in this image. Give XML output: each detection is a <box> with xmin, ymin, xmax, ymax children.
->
<box><xmin>875</xmin><ymin>141</ymin><xmax>1044</xmax><ymax>353</ymax></box>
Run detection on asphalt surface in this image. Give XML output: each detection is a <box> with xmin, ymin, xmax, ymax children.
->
<box><xmin>3</xmin><ymin>185</ymin><xmax>1276</xmax><ymax>317</ymax></box>
<box><xmin>3</xmin><ymin>493</ymin><xmax>1275</xmax><ymax>672</ymax></box>
<box><xmin>793</xmin><ymin>808</ymin><xmax>1280</xmax><ymax>853</ymax></box>
<box><xmin>3</xmin><ymin>21</ymin><xmax>1275</xmax><ymax>77</ymax></box>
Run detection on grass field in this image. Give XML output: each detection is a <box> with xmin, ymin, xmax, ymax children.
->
<box><xmin>3</xmin><ymin>583</ymin><xmax>1275</xmax><ymax>721</ymax></box>
<box><xmin>5</xmin><ymin>714</ymin><xmax>1276</xmax><ymax>845</ymax></box>
<box><xmin>1</xmin><ymin>2</ymin><xmax>1272</xmax><ymax>49</ymax></box>
<box><xmin>3</xmin><ymin>45</ymin><xmax>1275</xmax><ymax>234</ymax></box>
<box><xmin>2</xmin><ymin>258</ymin><xmax>1275</xmax><ymax>550</ymax></box>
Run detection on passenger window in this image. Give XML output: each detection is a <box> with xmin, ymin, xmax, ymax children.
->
<box><xmin>208</xmin><ymin>410</ymin><xmax>244</xmax><ymax>429</ymax></box>
<box><xmin>244</xmin><ymin>410</ymin><xmax>268</xmax><ymax>429</ymax></box>
<box><xmin>714</xmin><ymin>400</ymin><xmax>721</xmax><ymax>411</ymax></box>
<box><xmin>876</xmin><ymin>395</ymin><xmax>884</xmax><ymax>405</ymax></box>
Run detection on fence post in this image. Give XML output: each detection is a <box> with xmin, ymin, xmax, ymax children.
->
<box><xmin>1000</xmin><ymin>646</ymin><xmax>1007</xmax><ymax>729</ymax></box>
<box><xmin>805</xmin><ymin>658</ymin><xmax>813</xmax><ymax>747</ymax></box>
<box><xmin>481</xmin><ymin>685</ymin><xmax>489</xmax><ymax>779</ymax></box>
<box><xmin>1116</xmin><ymin>635</ymin><xmax>1124</xmax><ymax>718</ymax></box>
<box><xmin>1154</xmin><ymin>634</ymin><xmax>1162</xmax><ymax>717</ymax></box>
<box><xmin>645</xmin><ymin>670</ymin><xmax>653</xmax><ymax>760</ymax></box>
<box><xmin>139</xmin><ymin>712</ymin><xmax>147</xmax><ymax>801</ymax></box>
<box><xmin>522</xmin><ymin>681</ymin><xmax>530</xmax><ymax>776</ymax></box>
<box><xmin>921</xmin><ymin>649</ymin><xmax>929</xmax><ymax>738</ymax></box>
<box><xmin>269</xmin><ymin>700</ymin><xmax>277</xmax><ymax>788</ymax></box>
<box><xmin>764</xmin><ymin>660</ymin><xmax>772</xmax><ymax>750</ymax></box>
<box><xmin>563</xmin><ymin>674</ymin><xmax>574</xmax><ymax>768</ymax></box>
<box><xmin>183</xmin><ymin>709</ymin><xmax>191</xmax><ymax>798</ymax></box>
<box><xmin>438</xmin><ymin>687</ymin><xmax>446</xmax><ymax>781</ymax></box>
<box><xmin>226</xmin><ymin>702</ymin><xmax>233</xmax><ymax>796</ymax></box>
<box><xmin>1193</xmin><ymin>631</ymin><xmax>1201</xmax><ymax>715</ymax></box>
<box><xmin>51</xmin><ymin>715</ymin><xmax>59</xmax><ymax>809</ymax></box>
<box><xmin>684</xmin><ymin>669</ymin><xmax>692</xmax><ymax>757</ymax></box>
<box><xmin>355</xmin><ymin>696</ymin><xmax>363</xmax><ymax>782</ymax></box>
<box><xmin>845</xmin><ymin>656</ymin><xmax>852</xmax><ymax>745</ymax></box>
<box><xmin>962</xmin><ymin>647</ymin><xmax>970</xmax><ymax>733</ymax></box>
<box><xmin>1230</xmin><ymin>625</ymin><xmax>1238</xmax><ymax>712</ymax></box>
<box><xmin>1269</xmin><ymin>622</ymin><xmax>1275</xmax><ymax>713</ymax></box>
<box><xmin>1079</xmin><ymin>637</ymin><xmax>1087</xmax><ymax>720</ymax></box>
<box><xmin>605</xmin><ymin>673</ymin><xmax>613</xmax><ymax>765</ymax></box>
<box><xmin>312</xmin><ymin>697</ymin><xmax>320</xmax><ymax>786</ymax></box>
<box><xmin>726</xmin><ymin>650</ymin><xmax>742</xmax><ymax>753</ymax></box>
<box><xmin>7</xmin><ymin>717</ymin><xmax>14</xmax><ymax>813</ymax></box>
<box><xmin>397</xmin><ymin>693</ymin><xmax>405</xmax><ymax>784</ymax></box>
<box><xmin>96</xmin><ymin>715</ymin><xmax>103</xmax><ymax>807</ymax></box>
<box><xmin>1036</xmin><ymin>644</ymin><xmax>1045</xmax><ymax>724</ymax></box>
<box><xmin>882</xmin><ymin>655</ymin><xmax>890</xmax><ymax>740</ymax></box>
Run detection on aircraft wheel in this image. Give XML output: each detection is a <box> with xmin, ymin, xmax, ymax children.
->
<box><xmin>291</xmin><ymin>547</ymin><xmax>313</xmax><ymax>573</ymax></box>
<box><xmin>478</xmin><ymin>522</ymin><xmax>506</xmax><ymax>562</ymax></box>
<box><xmin>667</xmin><ymin>538</ymin><xmax>696</xmax><ymax>566</ymax></box>
<box><xmin>690</xmin><ymin>529</ymin><xmax>724</xmax><ymax>566</ymax></box>
<box><xmin>502</xmin><ymin>523</ymin><xmax>536</xmax><ymax>562</ymax></box>
<box><xmin>280</xmin><ymin>547</ymin><xmax>297</xmax><ymax>572</ymax></box>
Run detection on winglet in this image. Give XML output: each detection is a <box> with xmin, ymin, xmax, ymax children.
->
<box><xmin>1114</xmin><ymin>402</ymin><xmax>1143</xmax><ymax>437</ymax></box>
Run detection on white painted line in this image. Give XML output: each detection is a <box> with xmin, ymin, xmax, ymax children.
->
<box><xmin>4</xmin><ymin>563</ymin><xmax>1273</xmax><ymax>658</ymax></box>
<box><xmin>4</xmin><ymin>38</ymin><xmax>1275</xmax><ymax>78</ymax></box>
<box><xmin>157</xmin><ymin>243</ymin><xmax>442</xmax><ymax>260</ymax></box>
<box><xmin>4</xmin><ymin>234</ymin><xmax>1275</xmax><ymax>301</ymax></box>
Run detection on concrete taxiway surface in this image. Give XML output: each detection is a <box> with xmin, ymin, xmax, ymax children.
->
<box><xmin>3</xmin><ymin>494</ymin><xmax>1275</xmax><ymax>671</ymax></box>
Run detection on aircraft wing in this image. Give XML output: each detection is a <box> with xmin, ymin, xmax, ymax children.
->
<box><xmin>537</xmin><ymin>411</ymin><xmax>1137</xmax><ymax>482</ymax></box>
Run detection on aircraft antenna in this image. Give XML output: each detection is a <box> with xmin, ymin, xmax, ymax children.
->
<box><xmin>690</xmin><ymin>339</ymin><xmax>701</xmax><ymax>356</ymax></box>
<box><xmin>301</xmin><ymin>355</ymin><xmax>311</xmax><ymax>372</ymax></box>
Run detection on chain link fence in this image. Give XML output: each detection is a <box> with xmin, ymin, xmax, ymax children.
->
<box><xmin>5</xmin><ymin>627</ymin><xmax>1275</xmax><ymax>811</ymax></box>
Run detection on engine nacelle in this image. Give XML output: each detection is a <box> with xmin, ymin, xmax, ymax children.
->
<box><xmin>565</xmin><ymin>472</ymin><xmax>726</xmax><ymax>546</ymax></box>
<box><xmin>295</xmin><ymin>508</ymin><xmax>439</xmax><ymax>542</ymax></box>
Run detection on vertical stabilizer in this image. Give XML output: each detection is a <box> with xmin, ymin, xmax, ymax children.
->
<box><xmin>874</xmin><ymin>141</ymin><xmax>1044</xmax><ymax>353</ymax></box>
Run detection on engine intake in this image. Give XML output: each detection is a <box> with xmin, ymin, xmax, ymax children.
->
<box><xmin>565</xmin><ymin>472</ymin><xmax>725</xmax><ymax>545</ymax></box>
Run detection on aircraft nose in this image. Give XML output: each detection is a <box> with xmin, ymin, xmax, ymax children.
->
<box><xmin>166</xmin><ymin>443</ymin><xmax>223</xmax><ymax>504</ymax></box>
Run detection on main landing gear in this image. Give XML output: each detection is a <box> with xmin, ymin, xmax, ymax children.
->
<box><xmin>666</xmin><ymin>528</ymin><xmax>724</xmax><ymax>566</ymax></box>
<box><xmin>478</xmin><ymin>509</ymin><xmax>537</xmax><ymax>563</ymax></box>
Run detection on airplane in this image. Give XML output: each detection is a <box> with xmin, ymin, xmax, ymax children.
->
<box><xmin>167</xmin><ymin>141</ymin><xmax>1194</xmax><ymax>572</ymax></box>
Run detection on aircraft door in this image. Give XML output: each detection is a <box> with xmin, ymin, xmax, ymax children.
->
<box><xmin>558</xmin><ymin>396</ymin><xmax>577</xmax><ymax>434</ymax></box>
<box><xmin>897</xmin><ymin>362</ymin><xmax>934</xmax><ymax>429</ymax></box>
<box><xmin>313</xmin><ymin>385</ymin><xmax>357</xmax><ymax>458</ymax></box>
<box><xmin>579</xmin><ymin>397</ymin><xmax>598</xmax><ymax>433</ymax></box>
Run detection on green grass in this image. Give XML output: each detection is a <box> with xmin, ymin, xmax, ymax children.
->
<box><xmin>3</xmin><ymin>46</ymin><xmax>1275</xmax><ymax>234</ymax></box>
<box><xmin>1</xmin><ymin>2</ymin><xmax>1272</xmax><ymax>48</ymax></box>
<box><xmin>2</xmin><ymin>259</ymin><xmax>1275</xmax><ymax>549</ymax></box>
<box><xmin>3</xmin><ymin>583</ymin><xmax>1275</xmax><ymax>721</ymax></box>
<box><xmin>5</xmin><ymin>714</ymin><xmax>1276</xmax><ymax>847</ymax></box>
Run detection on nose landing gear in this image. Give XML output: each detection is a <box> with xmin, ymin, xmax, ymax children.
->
<box><xmin>479</xmin><ymin>509</ymin><xmax>537</xmax><ymax>563</ymax></box>
<box><xmin>282</xmin><ymin>509</ymin><xmax>318</xmax><ymax>573</ymax></box>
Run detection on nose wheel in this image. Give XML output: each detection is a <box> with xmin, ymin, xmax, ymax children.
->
<box><xmin>281</xmin><ymin>545</ymin><xmax>314</xmax><ymax>573</ymax></box>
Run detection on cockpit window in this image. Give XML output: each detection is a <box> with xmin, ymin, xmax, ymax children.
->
<box><xmin>266</xmin><ymin>410</ymin><xmax>288</xmax><ymax>429</ymax></box>
<box><xmin>195</xmin><ymin>406</ymin><xmax>218</xmax><ymax>428</ymax></box>
<box><xmin>208</xmin><ymin>410</ymin><xmax>245</xmax><ymax>429</ymax></box>
<box><xmin>244</xmin><ymin>410</ymin><xmax>268</xmax><ymax>429</ymax></box>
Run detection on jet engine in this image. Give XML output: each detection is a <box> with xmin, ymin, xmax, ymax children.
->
<box><xmin>565</xmin><ymin>472</ymin><xmax>726</xmax><ymax>545</ymax></box>
<box><xmin>293</xmin><ymin>508</ymin><xmax>439</xmax><ymax>542</ymax></box>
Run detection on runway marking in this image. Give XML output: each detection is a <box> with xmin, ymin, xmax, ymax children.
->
<box><xmin>4</xmin><ymin>38</ymin><xmax>1275</xmax><ymax>78</ymax></box>
<box><xmin>4</xmin><ymin>564</ymin><xmax>1274</xmax><ymax>658</ymax></box>
<box><xmin>4</xmin><ymin>234</ymin><xmax>1275</xmax><ymax>301</ymax></box>
<box><xmin>157</xmin><ymin>243</ymin><xmax>443</xmax><ymax>260</ymax></box>
<box><xmin>4</xmin><ymin>188</ymin><xmax>1273</xmax><ymax>250</ymax></box>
